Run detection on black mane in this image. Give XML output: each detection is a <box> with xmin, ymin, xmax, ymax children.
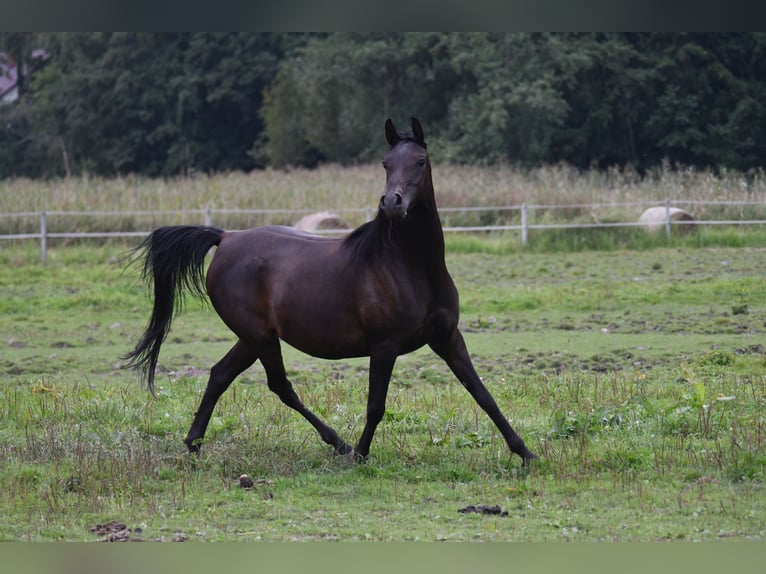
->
<box><xmin>343</xmin><ymin>210</ymin><xmax>400</xmax><ymax>261</ymax></box>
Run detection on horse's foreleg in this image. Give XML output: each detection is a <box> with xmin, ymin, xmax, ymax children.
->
<box><xmin>429</xmin><ymin>329</ymin><xmax>537</xmax><ymax>465</ymax></box>
<box><xmin>184</xmin><ymin>340</ymin><xmax>257</xmax><ymax>453</ymax></box>
<box><xmin>354</xmin><ymin>354</ymin><xmax>396</xmax><ymax>459</ymax></box>
<box><xmin>259</xmin><ymin>338</ymin><xmax>354</xmax><ymax>456</ymax></box>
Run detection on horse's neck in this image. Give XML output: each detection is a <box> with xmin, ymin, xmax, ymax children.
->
<box><xmin>398</xmin><ymin>205</ymin><xmax>447</xmax><ymax>275</ymax></box>
<box><xmin>347</xmin><ymin>180</ymin><xmax>446</xmax><ymax>275</ymax></box>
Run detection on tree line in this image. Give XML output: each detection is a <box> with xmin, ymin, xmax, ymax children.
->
<box><xmin>1</xmin><ymin>32</ymin><xmax>765</xmax><ymax>178</ymax></box>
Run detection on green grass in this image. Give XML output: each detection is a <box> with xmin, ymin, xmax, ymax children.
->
<box><xmin>1</xmin><ymin>240</ymin><xmax>765</xmax><ymax>541</ymax></box>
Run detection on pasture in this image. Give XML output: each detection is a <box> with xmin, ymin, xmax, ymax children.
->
<box><xmin>1</xmin><ymin>234</ymin><xmax>765</xmax><ymax>541</ymax></box>
<box><xmin>1</xmin><ymin>165</ymin><xmax>766</xmax><ymax>542</ymax></box>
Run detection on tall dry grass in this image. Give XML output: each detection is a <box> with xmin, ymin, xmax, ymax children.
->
<box><xmin>1</xmin><ymin>163</ymin><xmax>765</xmax><ymax>234</ymax></box>
<box><xmin>3</xmin><ymin>163</ymin><xmax>765</xmax><ymax>211</ymax></box>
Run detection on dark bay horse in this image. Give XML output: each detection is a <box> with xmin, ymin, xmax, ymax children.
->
<box><xmin>125</xmin><ymin>117</ymin><xmax>537</xmax><ymax>465</ymax></box>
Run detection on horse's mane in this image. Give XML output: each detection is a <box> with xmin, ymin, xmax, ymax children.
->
<box><xmin>342</xmin><ymin>200</ymin><xmax>441</xmax><ymax>263</ymax></box>
<box><xmin>342</xmin><ymin>210</ymin><xmax>400</xmax><ymax>261</ymax></box>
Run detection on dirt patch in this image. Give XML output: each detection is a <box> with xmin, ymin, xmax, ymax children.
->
<box><xmin>736</xmin><ymin>344</ymin><xmax>766</xmax><ymax>355</ymax></box>
<box><xmin>90</xmin><ymin>520</ymin><xmax>189</xmax><ymax>542</ymax></box>
<box><xmin>90</xmin><ymin>520</ymin><xmax>143</xmax><ymax>542</ymax></box>
<box><xmin>167</xmin><ymin>366</ymin><xmax>209</xmax><ymax>379</ymax></box>
<box><xmin>237</xmin><ymin>474</ymin><xmax>275</xmax><ymax>499</ymax></box>
<box><xmin>458</xmin><ymin>504</ymin><xmax>509</xmax><ymax>517</ymax></box>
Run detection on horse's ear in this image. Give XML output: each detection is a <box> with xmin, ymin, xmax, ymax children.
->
<box><xmin>385</xmin><ymin>118</ymin><xmax>400</xmax><ymax>147</ymax></box>
<box><xmin>410</xmin><ymin>117</ymin><xmax>425</xmax><ymax>145</ymax></box>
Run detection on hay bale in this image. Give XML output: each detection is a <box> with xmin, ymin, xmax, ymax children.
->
<box><xmin>293</xmin><ymin>211</ymin><xmax>349</xmax><ymax>233</ymax></box>
<box><xmin>638</xmin><ymin>206</ymin><xmax>697</xmax><ymax>234</ymax></box>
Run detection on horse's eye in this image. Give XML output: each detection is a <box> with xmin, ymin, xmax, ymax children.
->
<box><xmin>382</xmin><ymin>161</ymin><xmax>388</xmax><ymax>169</ymax></box>
<box><xmin>417</xmin><ymin>158</ymin><xmax>426</xmax><ymax>167</ymax></box>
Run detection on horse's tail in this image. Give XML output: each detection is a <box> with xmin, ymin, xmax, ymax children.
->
<box><xmin>123</xmin><ymin>225</ymin><xmax>224</xmax><ymax>393</ymax></box>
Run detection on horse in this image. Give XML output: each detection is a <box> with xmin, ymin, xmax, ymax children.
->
<box><xmin>124</xmin><ymin>117</ymin><xmax>537</xmax><ymax>466</ymax></box>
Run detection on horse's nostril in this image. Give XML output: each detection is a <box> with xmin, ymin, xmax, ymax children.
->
<box><xmin>380</xmin><ymin>190</ymin><xmax>406</xmax><ymax>217</ymax></box>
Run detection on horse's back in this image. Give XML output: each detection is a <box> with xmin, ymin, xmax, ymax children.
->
<box><xmin>209</xmin><ymin>224</ymin><xmax>350</xmax><ymax>299</ymax></box>
<box><xmin>212</xmin><ymin>226</ymin><xmax>346</xmax><ymax>272</ymax></box>
<box><xmin>222</xmin><ymin>225</ymin><xmax>343</xmax><ymax>248</ymax></box>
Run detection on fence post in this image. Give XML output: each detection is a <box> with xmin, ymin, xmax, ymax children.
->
<box><xmin>664</xmin><ymin>198</ymin><xmax>671</xmax><ymax>239</ymax></box>
<box><xmin>521</xmin><ymin>203</ymin><xmax>528</xmax><ymax>245</ymax></box>
<box><xmin>40</xmin><ymin>211</ymin><xmax>48</xmax><ymax>263</ymax></box>
<box><xmin>205</xmin><ymin>208</ymin><xmax>212</xmax><ymax>227</ymax></box>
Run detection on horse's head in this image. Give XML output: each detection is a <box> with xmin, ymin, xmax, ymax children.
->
<box><xmin>379</xmin><ymin>117</ymin><xmax>431</xmax><ymax>221</ymax></box>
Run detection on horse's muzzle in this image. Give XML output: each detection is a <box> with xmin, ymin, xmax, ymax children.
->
<box><xmin>380</xmin><ymin>189</ymin><xmax>408</xmax><ymax>219</ymax></box>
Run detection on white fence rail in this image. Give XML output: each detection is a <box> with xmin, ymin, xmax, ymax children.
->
<box><xmin>2</xmin><ymin>199</ymin><xmax>766</xmax><ymax>262</ymax></box>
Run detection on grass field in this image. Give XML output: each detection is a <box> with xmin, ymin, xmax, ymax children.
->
<box><xmin>1</xmin><ymin>165</ymin><xmax>766</xmax><ymax>543</ymax></box>
<box><xmin>1</xmin><ymin>232</ymin><xmax>765</xmax><ymax>541</ymax></box>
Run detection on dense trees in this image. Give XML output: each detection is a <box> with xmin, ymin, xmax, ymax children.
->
<box><xmin>1</xmin><ymin>32</ymin><xmax>764</xmax><ymax>178</ymax></box>
<box><xmin>1</xmin><ymin>32</ymin><xmax>305</xmax><ymax>177</ymax></box>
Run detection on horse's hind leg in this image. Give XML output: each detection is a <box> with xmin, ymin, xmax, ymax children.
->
<box><xmin>258</xmin><ymin>336</ymin><xmax>354</xmax><ymax>456</ymax></box>
<box><xmin>184</xmin><ymin>340</ymin><xmax>257</xmax><ymax>453</ymax></box>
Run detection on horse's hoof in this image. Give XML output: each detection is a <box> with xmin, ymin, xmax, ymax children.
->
<box><xmin>350</xmin><ymin>450</ymin><xmax>366</xmax><ymax>463</ymax></box>
<box><xmin>185</xmin><ymin>439</ymin><xmax>202</xmax><ymax>455</ymax></box>
<box><xmin>521</xmin><ymin>451</ymin><xmax>539</xmax><ymax>467</ymax></box>
<box><xmin>334</xmin><ymin>444</ymin><xmax>363</xmax><ymax>462</ymax></box>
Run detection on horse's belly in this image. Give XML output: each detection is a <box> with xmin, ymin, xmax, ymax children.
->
<box><xmin>279</xmin><ymin>323</ymin><xmax>370</xmax><ymax>360</ymax></box>
<box><xmin>277</xmin><ymin>305</ymin><xmax>428</xmax><ymax>360</ymax></box>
